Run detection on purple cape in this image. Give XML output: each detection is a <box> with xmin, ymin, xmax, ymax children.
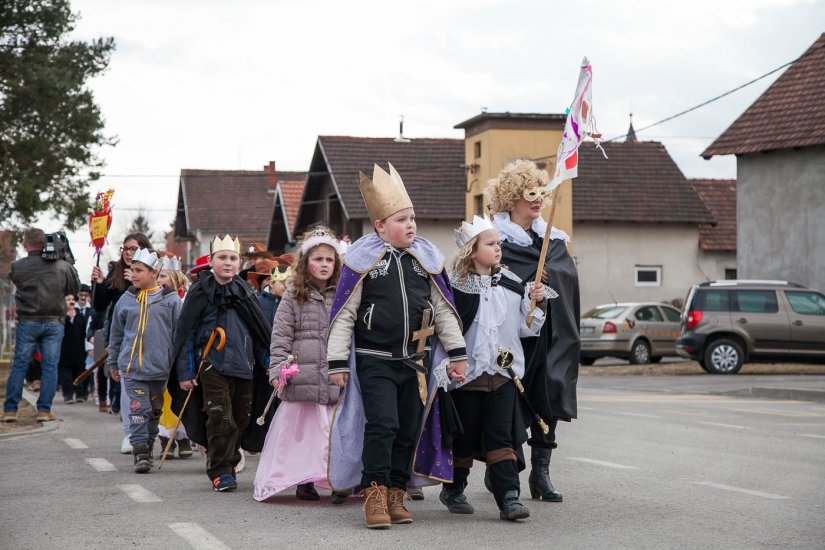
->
<box><xmin>327</xmin><ymin>234</ymin><xmax>457</xmax><ymax>490</ymax></box>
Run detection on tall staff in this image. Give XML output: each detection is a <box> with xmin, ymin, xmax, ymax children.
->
<box><xmin>526</xmin><ymin>57</ymin><xmax>603</xmax><ymax>327</ymax></box>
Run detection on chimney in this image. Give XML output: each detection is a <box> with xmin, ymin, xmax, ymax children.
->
<box><xmin>264</xmin><ymin>161</ymin><xmax>277</xmax><ymax>191</ymax></box>
<box><xmin>394</xmin><ymin>115</ymin><xmax>410</xmax><ymax>143</ymax></box>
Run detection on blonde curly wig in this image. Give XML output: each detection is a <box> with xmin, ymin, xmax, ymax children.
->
<box><xmin>486</xmin><ymin>159</ymin><xmax>550</xmax><ymax>215</ymax></box>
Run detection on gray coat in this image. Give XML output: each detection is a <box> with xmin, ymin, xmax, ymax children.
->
<box><xmin>107</xmin><ymin>287</ymin><xmax>182</xmax><ymax>381</ymax></box>
<box><xmin>269</xmin><ymin>286</ymin><xmax>340</xmax><ymax>404</ymax></box>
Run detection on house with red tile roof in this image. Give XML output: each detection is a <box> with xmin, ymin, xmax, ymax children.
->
<box><xmin>570</xmin><ymin>140</ymin><xmax>727</xmax><ymax>309</ymax></box>
<box><xmin>173</xmin><ymin>162</ymin><xmax>294</xmax><ymax>270</ymax></box>
<box><xmin>266</xmin><ymin>172</ymin><xmax>306</xmax><ymax>253</ymax></box>
<box><xmin>702</xmin><ymin>33</ymin><xmax>825</xmax><ymax>292</ymax></box>
<box><xmin>691</xmin><ymin>178</ymin><xmax>737</xmax><ymax>278</ymax></box>
<box><xmin>290</xmin><ymin>136</ymin><xmax>466</xmax><ymax>254</ymax></box>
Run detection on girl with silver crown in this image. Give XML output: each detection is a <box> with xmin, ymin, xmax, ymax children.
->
<box><xmin>253</xmin><ymin>227</ymin><xmax>347</xmax><ymax>503</ymax></box>
<box><xmin>439</xmin><ymin>215</ymin><xmax>547</xmax><ymax>521</ymax></box>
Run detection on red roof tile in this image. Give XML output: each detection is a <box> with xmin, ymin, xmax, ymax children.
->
<box><xmin>703</xmin><ymin>33</ymin><xmax>825</xmax><ymax>157</ymax></box>
<box><xmin>317</xmin><ymin>136</ymin><xmax>466</xmax><ymax>219</ymax></box>
<box><xmin>178</xmin><ymin>169</ymin><xmax>275</xmax><ymax>247</ymax></box>
<box><xmin>277</xmin><ymin>178</ymin><xmax>305</xmax><ymax>234</ymax></box>
<box><xmin>574</xmin><ymin>141</ymin><xmax>714</xmax><ymax>224</ymax></box>
<box><xmin>690</xmin><ymin>179</ymin><xmax>737</xmax><ymax>251</ymax></box>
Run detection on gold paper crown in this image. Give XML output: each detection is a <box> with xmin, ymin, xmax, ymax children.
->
<box><xmin>210</xmin><ymin>234</ymin><xmax>241</xmax><ymax>255</ymax></box>
<box><xmin>358</xmin><ymin>162</ymin><xmax>413</xmax><ymax>221</ymax></box>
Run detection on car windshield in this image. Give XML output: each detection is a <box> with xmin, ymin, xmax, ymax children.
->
<box><xmin>583</xmin><ymin>306</ymin><xmax>627</xmax><ymax>319</ymax></box>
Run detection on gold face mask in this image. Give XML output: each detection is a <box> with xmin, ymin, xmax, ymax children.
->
<box><xmin>522</xmin><ymin>187</ymin><xmax>546</xmax><ymax>202</ymax></box>
<box><xmin>271</xmin><ymin>265</ymin><xmax>291</xmax><ymax>282</ymax></box>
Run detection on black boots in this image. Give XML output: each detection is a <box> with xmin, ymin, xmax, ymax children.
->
<box><xmin>133</xmin><ymin>443</ymin><xmax>152</xmax><ymax>474</ymax></box>
<box><xmin>528</xmin><ymin>447</ymin><xmax>562</xmax><ymax>502</ymax></box>
<box><xmin>440</xmin><ymin>467</ymin><xmax>474</xmax><ymax>514</ymax></box>
<box><xmin>499</xmin><ymin>490</ymin><xmax>530</xmax><ymax>521</ymax></box>
<box><xmin>296</xmin><ymin>482</ymin><xmax>320</xmax><ymax>501</ymax></box>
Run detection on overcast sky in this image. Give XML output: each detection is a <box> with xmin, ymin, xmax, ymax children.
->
<box><xmin>40</xmin><ymin>0</ymin><xmax>824</xmax><ymax>281</ymax></box>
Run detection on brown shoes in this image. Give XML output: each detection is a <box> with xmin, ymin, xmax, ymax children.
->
<box><xmin>0</xmin><ymin>412</ymin><xmax>17</xmax><ymax>423</ymax></box>
<box><xmin>363</xmin><ymin>482</ymin><xmax>391</xmax><ymax>529</ymax></box>
<box><xmin>387</xmin><ymin>487</ymin><xmax>413</xmax><ymax>524</ymax></box>
<box><xmin>35</xmin><ymin>411</ymin><xmax>56</xmax><ymax>422</ymax></box>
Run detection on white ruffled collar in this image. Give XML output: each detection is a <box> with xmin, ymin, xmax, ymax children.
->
<box><xmin>493</xmin><ymin>212</ymin><xmax>570</xmax><ymax>247</ymax></box>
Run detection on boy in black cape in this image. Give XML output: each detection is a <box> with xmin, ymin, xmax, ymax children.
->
<box><xmin>170</xmin><ymin>235</ymin><xmax>274</xmax><ymax>492</ymax></box>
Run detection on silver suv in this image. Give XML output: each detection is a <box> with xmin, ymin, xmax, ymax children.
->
<box><xmin>676</xmin><ymin>280</ymin><xmax>825</xmax><ymax>374</ymax></box>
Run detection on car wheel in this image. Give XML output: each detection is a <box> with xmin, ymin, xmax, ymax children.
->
<box><xmin>580</xmin><ymin>357</ymin><xmax>596</xmax><ymax>366</ymax></box>
<box><xmin>650</xmin><ymin>356</ymin><xmax>662</xmax><ymax>364</ymax></box>
<box><xmin>703</xmin><ymin>338</ymin><xmax>744</xmax><ymax>374</ymax></box>
<box><xmin>630</xmin><ymin>340</ymin><xmax>651</xmax><ymax>364</ymax></box>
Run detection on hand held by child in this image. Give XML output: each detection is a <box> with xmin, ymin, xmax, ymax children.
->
<box><xmin>331</xmin><ymin>372</ymin><xmax>348</xmax><ymax>387</ymax></box>
<box><xmin>447</xmin><ymin>360</ymin><xmax>466</xmax><ymax>384</ymax></box>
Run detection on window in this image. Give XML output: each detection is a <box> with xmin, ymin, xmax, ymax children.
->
<box><xmin>474</xmin><ymin>194</ymin><xmax>484</xmax><ymax>215</ymax></box>
<box><xmin>733</xmin><ymin>290</ymin><xmax>778</xmax><ymax>313</ymax></box>
<box><xmin>474</xmin><ymin>141</ymin><xmax>481</xmax><ymax>159</ymax></box>
<box><xmin>785</xmin><ymin>291</ymin><xmax>825</xmax><ymax>315</ymax></box>
<box><xmin>724</xmin><ymin>268</ymin><xmax>737</xmax><ymax>280</ymax></box>
<box><xmin>582</xmin><ymin>306</ymin><xmax>628</xmax><ymax>319</ymax></box>
<box><xmin>662</xmin><ymin>306</ymin><xmax>682</xmax><ymax>322</ymax></box>
<box><xmin>635</xmin><ymin>266</ymin><xmax>661</xmax><ymax>287</ymax></box>
<box><xmin>695</xmin><ymin>289</ymin><xmax>730</xmax><ymax>312</ymax></box>
<box><xmin>634</xmin><ymin>306</ymin><xmax>664</xmax><ymax>322</ymax></box>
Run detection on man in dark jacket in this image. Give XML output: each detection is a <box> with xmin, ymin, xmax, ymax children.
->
<box><xmin>2</xmin><ymin>228</ymin><xmax>80</xmax><ymax>422</ymax></box>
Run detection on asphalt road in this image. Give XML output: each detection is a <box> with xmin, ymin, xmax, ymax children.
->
<box><xmin>1</xmin><ymin>378</ymin><xmax>823</xmax><ymax>550</ymax></box>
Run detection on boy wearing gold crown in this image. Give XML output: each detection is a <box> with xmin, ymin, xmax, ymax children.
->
<box><xmin>107</xmin><ymin>248</ymin><xmax>182</xmax><ymax>473</ymax></box>
<box><xmin>172</xmin><ymin>235</ymin><xmax>272</xmax><ymax>492</ymax></box>
<box><xmin>327</xmin><ymin>163</ymin><xmax>467</xmax><ymax>529</ymax></box>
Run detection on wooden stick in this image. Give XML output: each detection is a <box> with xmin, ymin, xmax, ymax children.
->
<box><xmin>73</xmin><ymin>352</ymin><xmax>109</xmax><ymax>386</ymax></box>
<box><xmin>526</xmin><ymin>186</ymin><xmax>560</xmax><ymax>328</ymax></box>
<box><xmin>159</xmin><ymin>327</ymin><xmax>225</xmax><ymax>470</ymax></box>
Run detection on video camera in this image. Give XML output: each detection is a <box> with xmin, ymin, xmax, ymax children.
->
<box><xmin>42</xmin><ymin>231</ymin><xmax>76</xmax><ymax>264</ymax></box>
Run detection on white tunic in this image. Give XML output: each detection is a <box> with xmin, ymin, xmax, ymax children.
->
<box><xmin>452</xmin><ymin>270</ymin><xmax>545</xmax><ymax>389</ymax></box>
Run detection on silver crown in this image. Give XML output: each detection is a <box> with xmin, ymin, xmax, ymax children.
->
<box><xmin>159</xmin><ymin>256</ymin><xmax>181</xmax><ymax>271</ymax></box>
<box><xmin>453</xmin><ymin>215</ymin><xmax>496</xmax><ymax>249</ymax></box>
<box><xmin>132</xmin><ymin>248</ymin><xmax>160</xmax><ymax>269</ymax></box>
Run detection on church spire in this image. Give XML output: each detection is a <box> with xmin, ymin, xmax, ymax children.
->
<box><xmin>626</xmin><ymin>112</ymin><xmax>637</xmax><ymax>143</ymax></box>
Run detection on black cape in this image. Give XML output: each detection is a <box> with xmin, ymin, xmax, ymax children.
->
<box><xmin>501</xmin><ymin>236</ymin><xmax>581</xmax><ymax>421</ymax></box>
<box><xmin>169</xmin><ymin>271</ymin><xmax>275</xmax><ymax>452</ymax></box>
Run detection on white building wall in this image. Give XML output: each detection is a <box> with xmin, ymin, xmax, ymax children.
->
<box><xmin>572</xmin><ymin>222</ymin><xmax>735</xmax><ymax>312</ymax></box>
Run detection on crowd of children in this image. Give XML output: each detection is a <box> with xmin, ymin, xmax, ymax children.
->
<box><xmin>65</xmin><ymin>158</ymin><xmax>578</xmax><ymax>529</ymax></box>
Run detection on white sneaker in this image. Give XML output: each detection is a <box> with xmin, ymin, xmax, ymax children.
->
<box><xmin>120</xmin><ymin>436</ymin><xmax>133</xmax><ymax>454</ymax></box>
<box><xmin>235</xmin><ymin>449</ymin><xmax>245</xmax><ymax>473</ymax></box>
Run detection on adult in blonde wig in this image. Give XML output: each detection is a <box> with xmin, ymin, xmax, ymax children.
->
<box><xmin>486</xmin><ymin>159</ymin><xmax>581</xmax><ymax>503</ymax></box>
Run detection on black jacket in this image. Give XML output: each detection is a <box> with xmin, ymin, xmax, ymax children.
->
<box><xmin>10</xmin><ymin>252</ymin><xmax>79</xmax><ymax>321</ymax></box>
<box><xmin>354</xmin><ymin>248</ymin><xmax>434</xmax><ymax>359</ymax></box>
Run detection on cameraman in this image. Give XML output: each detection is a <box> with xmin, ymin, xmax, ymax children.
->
<box><xmin>2</xmin><ymin>228</ymin><xmax>80</xmax><ymax>422</ymax></box>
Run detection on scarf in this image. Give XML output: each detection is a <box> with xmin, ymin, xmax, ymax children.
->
<box><xmin>127</xmin><ymin>285</ymin><xmax>161</xmax><ymax>372</ymax></box>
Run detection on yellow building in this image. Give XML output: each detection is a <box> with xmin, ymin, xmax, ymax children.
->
<box><xmin>454</xmin><ymin>112</ymin><xmax>572</xmax><ymax>237</ymax></box>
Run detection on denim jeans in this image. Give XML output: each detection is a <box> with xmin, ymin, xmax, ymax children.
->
<box><xmin>4</xmin><ymin>321</ymin><xmax>64</xmax><ymax>413</ymax></box>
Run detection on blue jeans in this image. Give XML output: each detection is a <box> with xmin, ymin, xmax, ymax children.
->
<box><xmin>4</xmin><ymin>321</ymin><xmax>64</xmax><ymax>413</ymax></box>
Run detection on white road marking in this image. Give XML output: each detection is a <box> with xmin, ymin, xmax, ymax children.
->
<box><xmin>617</xmin><ymin>412</ymin><xmax>661</xmax><ymax>419</ymax></box>
<box><xmin>118</xmin><ymin>484</ymin><xmax>162</xmax><ymax>503</ymax></box>
<box><xmin>694</xmin><ymin>481</ymin><xmax>791</xmax><ymax>500</ymax></box>
<box><xmin>85</xmin><ymin>458</ymin><xmax>117</xmax><ymax>472</ymax></box>
<box><xmin>169</xmin><ymin>523</ymin><xmax>232</xmax><ymax>550</ymax></box>
<box><xmin>699</xmin><ymin>421</ymin><xmax>750</xmax><ymax>430</ymax></box>
<box><xmin>568</xmin><ymin>457</ymin><xmax>638</xmax><ymax>470</ymax></box>
<box><xmin>577</xmin><ymin>406</ymin><xmax>597</xmax><ymax>411</ymax></box>
<box><xmin>64</xmin><ymin>438</ymin><xmax>88</xmax><ymax>449</ymax></box>
<box><xmin>800</xmin><ymin>433</ymin><xmax>825</xmax><ymax>440</ymax></box>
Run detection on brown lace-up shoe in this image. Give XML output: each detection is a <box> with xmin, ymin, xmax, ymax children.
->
<box><xmin>387</xmin><ymin>487</ymin><xmax>413</xmax><ymax>524</ymax></box>
<box><xmin>363</xmin><ymin>482</ymin><xmax>391</xmax><ymax>529</ymax></box>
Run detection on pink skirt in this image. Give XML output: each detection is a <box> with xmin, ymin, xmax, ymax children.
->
<box><xmin>253</xmin><ymin>400</ymin><xmax>335</xmax><ymax>502</ymax></box>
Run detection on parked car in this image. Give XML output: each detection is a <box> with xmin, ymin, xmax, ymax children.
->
<box><xmin>580</xmin><ymin>302</ymin><xmax>683</xmax><ymax>365</ymax></box>
<box><xmin>676</xmin><ymin>280</ymin><xmax>825</xmax><ymax>374</ymax></box>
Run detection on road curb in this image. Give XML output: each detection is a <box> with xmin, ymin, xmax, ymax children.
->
<box><xmin>717</xmin><ymin>387</ymin><xmax>825</xmax><ymax>403</ymax></box>
<box><xmin>0</xmin><ymin>420</ymin><xmax>60</xmax><ymax>440</ymax></box>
